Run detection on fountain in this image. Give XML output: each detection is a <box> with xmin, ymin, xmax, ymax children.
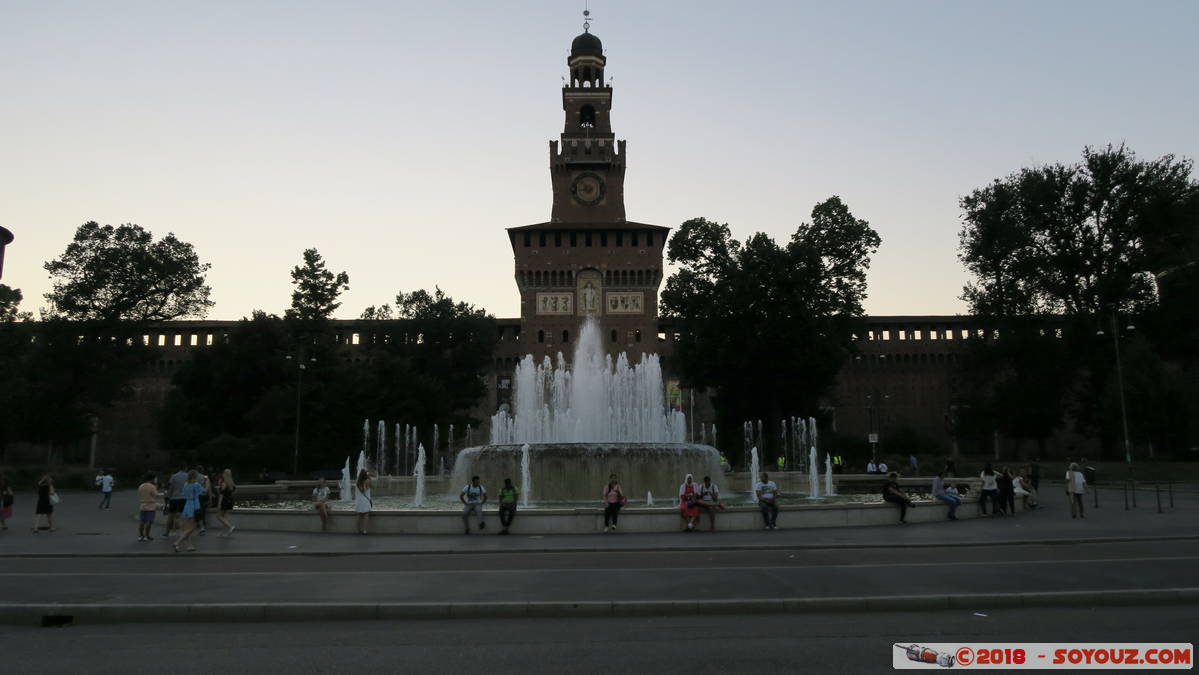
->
<box><xmin>825</xmin><ymin>453</ymin><xmax>836</xmax><ymax>496</ymax></box>
<box><xmin>460</xmin><ymin>317</ymin><xmax>718</xmax><ymax>502</ymax></box>
<box><xmin>339</xmin><ymin>456</ymin><xmax>353</xmax><ymax>502</ymax></box>
<box><xmin>354</xmin><ymin>449</ymin><xmax>367</xmax><ymax>497</ymax></box>
<box><xmin>413</xmin><ymin>443</ymin><xmax>426</xmax><ymax>507</ymax></box>
<box><xmin>519</xmin><ymin>443</ymin><xmax>531</xmax><ymax>508</ymax></box>
<box><xmin>808</xmin><ymin>446</ymin><xmax>820</xmax><ymax>498</ymax></box>
<box><xmin>749</xmin><ymin>446</ymin><xmax>760</xmax><ymax>503</ymax></box>
<box><xmin>646</xmin><ymin>491</ymin><xmax>654</xmax><ymax>506</ymax></box>
<box><xmin>377</xmin><ymin>420</ymin><xmax>386</xmax><ymax>475</ymax></box>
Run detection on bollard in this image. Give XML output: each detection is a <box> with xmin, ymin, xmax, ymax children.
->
<box><xmin>1169</xmin><ymin>481</ymin><xmax>1174</xmax><ymax>509</ymax></box>
<box><xmin>1156</xmin><ymin>483</ymin><xmax>1162</xmax><ymax>514</ymax></box>
<box><xmin>1123</xmin><ymin>481</ymin><xmax>1129</xmax><ymax>511</ymax></box>
<box><xmin>1094</xmin><ymin>483</ymin><xmax>1099</xmax><ymax>509</ymax></box>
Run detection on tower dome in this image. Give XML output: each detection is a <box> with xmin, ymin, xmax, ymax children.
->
<box><xmin>571</xmin><ymin>31</ymin><xmax>603</xmax><ymax>58</ymax></box>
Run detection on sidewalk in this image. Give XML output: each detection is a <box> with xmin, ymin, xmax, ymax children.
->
<box><xmin>3</xmin><ymin>484</ymin><xmax>1195</xmax><ymax>557</ymax></box>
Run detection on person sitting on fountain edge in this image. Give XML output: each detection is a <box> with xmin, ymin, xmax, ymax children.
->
<box><xmin>678</xmin><ymin>474</ymin><xmax>701</xmax><ymax>532</ymax></box>
<box><xmin>881</xmin><ymin>472</ymin><xmax>915</xmax><ymax>524</ymax></box>
<box><xmin>755</xmin><ymin>473</ymin><xmax>779</xmax><ymax>530</ymax></box>
<box><xmin>460</xmin><ymin>476</ymin><xmax>487</xmax><ymax>534</ymax></box>
<box><xmin>498</xmin><ymin>478</ymin><xmax>518</xmax><ymax>535</ymax></box>
<box><xmin>697</xmin><ymin>475</ymin><xmax>722</xmax><ymax>532</ymax></box>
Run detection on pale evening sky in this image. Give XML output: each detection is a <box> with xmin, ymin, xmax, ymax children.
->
<box><xmin>2</xmin><ymin>0</ymin><xmax>1196</xmax><ymax>320</ymax></box>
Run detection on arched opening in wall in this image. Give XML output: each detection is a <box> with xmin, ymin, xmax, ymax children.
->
<box><xmin>610</xmin><ymin>329</ymin><xmax>618</xmax><ymax>343</ymax></box>
<box><xmin>634</xmin><ymin>329</ymin><xmax>641</xmax><ymax>342</ymax></box>
<box><xmin>580</xmin><ymin>105</ymin><xmax>596</xmax><ymax>128</ymax></box>
<box><xmin>537</xmin><ymin>330</ymin><xmax>545</xmax><ymax>343</ymax></box>
<box><xmin>562</xmin><ymin>330</ymin><xmax>570</xmax><ymax>343</ymax></box>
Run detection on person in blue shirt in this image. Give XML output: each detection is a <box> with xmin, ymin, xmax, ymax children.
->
<box><xmin>173</xmin><ymin>470</ymin><xmax>205</xmax><ymax>552</ymax></box>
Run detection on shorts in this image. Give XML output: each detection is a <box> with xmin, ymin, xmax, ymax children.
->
<box><xmin>169</xmin><ymin>499</ymin><xmax>186</xmax><ymax>514</ymax></box>
<box><xmin>139</xmin><ymin>510</ymin><xmax>157</xmax><ymax>524</ymax></box>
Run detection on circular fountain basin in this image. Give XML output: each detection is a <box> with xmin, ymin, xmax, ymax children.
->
<box><xmin>450</xmin><ymin>442</ymin><xmax>724</xmax><ymax>502</ymax></box>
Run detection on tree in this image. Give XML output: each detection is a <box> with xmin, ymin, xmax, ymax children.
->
<box><xmin>661</xmin><ymin>197</ymin><xmax>880</xmax><ymax>462</ymax></box>
<box><xmin>0</xmin><ymin>284</ymin><xmax>24</xmax><ymax>322</ymax></box>
<box><xmin>287</xmin><ymin>249</ymin><xmax>349</xmax><ymax>323</ymax></box>
<box><xmin>956</xmin><ymin>145</ymin><xmax>1199</xmax><ymax>456</ymax></box>
<box><xmin>43</xmin><ymin>221</ymin><xmax>212</xmax><ymax>322</ymax></box>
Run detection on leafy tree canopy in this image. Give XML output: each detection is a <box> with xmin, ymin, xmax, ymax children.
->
<box><xmin>958</xmin><ymin>144</ymin><xmax>1198</xmax><ymax>318</ymax></box>
<box><xmin>43</xmin><ymin>221</ymin><xmax>212</xmax><ymax>323</ymax></box>
<box><xmin>0</xmin><ymin>284</ymin><xmax>25</xmax><ymax>322</ymax></box>
<box><xmin>661</xmin><ymin>197</ymin><xmax>880</xmax><ymax>458</ymax></box>
<box><xmin>287</xmin><ymin>248</ymin><xmax>349</xmax><ymax>323</ymax></box>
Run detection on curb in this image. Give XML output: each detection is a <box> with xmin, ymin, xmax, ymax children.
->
<box><xmin>4</xmin><ymin>533</ymin><xmax>1198</xmax><ymax>559</ymax></box>
<box><xmin>5</xmin><ymin>588</ymin><xmax>1197</xmax><ymax>626</ymax></box>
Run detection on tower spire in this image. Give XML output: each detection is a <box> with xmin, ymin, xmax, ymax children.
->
<box><xmin>582</xmin><ymin>3</ymin><xmax>592</xmax><ymax>33</ymax></box>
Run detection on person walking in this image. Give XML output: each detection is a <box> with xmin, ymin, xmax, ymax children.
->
<box><xmin>497</xmin><ymin>478</ymin><xmax>519</xmax><ymax>535</ymax></box>
<box><xmin>193</xmin><ymin>466</ymin><xmax>211</xmax><ymax>535</ymax></box>
<box><xmin>161</xmin><ymin>464</ymin><xmax>189</xmax><ymax>539</ymax></box>
<box><xmin>459</xmin><ymin>475</ymin><xmax>486</xmax><ymax>534</ymax></box>
<box><xmin>882</xmin><ymin>472</ymin><xmax>916</xmax><ymax>524</ymax></box>
<box><xmin>1065</xmin><ymin>462</ymin><xmax>1087</xmax><ymax>519</ymax></box>
<box><xmin>137</xmin><ymin>473</ymin><xmax>160</xmax><ymax>542</ymax></box>
<box><xmin>0</xmin><ymin>475</ymin><xmax>14</xmax><ymax>531</ymax></box>
<box><xmin>697</xmin><ymin>475</ymin><xmax>722</xmax><ymax>532</ymax></box>
<box><xmin>997</xmin><ymin>466</ymin><xmax>1016</xmax><ymax>516</ymax></box>
<box><xmin>979</xmin><ymin>464</ymin><xmax>999</xmax><ymax>516</ymax></box>
<box><xmin>354</xmin><ymin>470</ymin><xmax>373</xmax><ymax>535</ymax></box>
<box><xmin>33</xmin><ymin>474</ymin><xmax>56</xmax><ymax>533</ymax></box>
<box><xmin>755</xmin><ymin>472</ymin><xmax>779</xmax><ymax>529</ymax></box>
<box><xmin>312</xmin><ymin>478</ymin><xmax>332</xmax><ymax>532</ymax></box>
<box><xmin>602</xmin><ymin>474</ymin><xmax>625</xmax><ymax>532</ymax></box>
<box><xmin>96</xmin><ymin>469</ymin><xmax>115</xmax><ymax>510</ymax></box>
<box><xmin>173</xmin><ymin>470</ymin><xmax>205</xmax><ymax>552</ymax></box>
<box><xmin>216</xmin><ymin>469</ymin><xmax>236</xmax><ymax>537</ymax></box>
<box><xmin>932</xmin><ymin>470</ymin><xmax>960</xmax><ymax>520</ymax></box>
<box><xmin>678</xmin><ymin>474</ymin><xmax>700</xmax><ymax>532</ymax></box>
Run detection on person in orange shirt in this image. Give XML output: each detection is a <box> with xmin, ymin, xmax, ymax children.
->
<box><xmin>137</xmin><ymin>473</ymin><xmax>161</xmax><ymax>542</ymax></box>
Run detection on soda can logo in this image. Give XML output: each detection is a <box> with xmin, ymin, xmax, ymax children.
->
<box><xmin>955</xmin><ymin>647</ymin><xmax>975</xmax><ymax>666</ymax></box>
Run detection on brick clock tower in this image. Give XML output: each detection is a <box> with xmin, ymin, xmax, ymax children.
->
<box><xmin>507</xmin><ymin>24</ymin><xmax>667</xmax><ymax>362</ymax></box>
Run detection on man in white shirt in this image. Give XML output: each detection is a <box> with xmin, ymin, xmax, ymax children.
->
<box><xmin>754</xmin><ymin>472</ymin><xmax>779</xmax><ymax>529</ymax></box>
<box><xmin>460</xmin><ymin>475</ymin><xmax>487</xmax><ymax>534</ymax></box>
<box><xmin>312</xmin><ymin>478</ymin><xmax>332</xmax><ymax>531</ymax></box>
<box><xmin>1065</xmin><ymin>462</ymin><xmax>1087</xmax><ymax>519</ymax></box>
<box><xmin>96</xmin><ymin>470</ymin><xmax>115</xmax><ymax>510</ymax></box>
<box><xmin>878</xmin><ymin>461</ymin><xmax>890</xmax><ymax>474</ymax></box>
<box><xmin>866</xmin><ymin>460</ymin><xmax>878</xmax><ymax>474</ymax></box>
<box><xmin>698</xmin><ymin>475</ymin><xmax>722</xmax><ymax>532</ymax></box>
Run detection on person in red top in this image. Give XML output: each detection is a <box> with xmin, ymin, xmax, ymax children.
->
<box><xmin>678</xmin><ymin>474</ymin><xmax>701</xmax><ymax>532</ymax></box>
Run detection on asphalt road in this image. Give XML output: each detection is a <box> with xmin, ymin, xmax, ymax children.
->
<box><xmin>3</xmin><ymin>539</ymin><xmax>1196</xmax><ymax>605</ymax></box>
<box><xmin>6</xmin><ymin>607</ymin><xmax>1196</xmax><ymax>674</ymax></box>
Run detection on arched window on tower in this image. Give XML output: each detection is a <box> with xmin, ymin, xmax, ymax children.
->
<box><xmin>580</xmin><ymin>105</ymin><xmax>596</xmax><ymax>128</ymax></box>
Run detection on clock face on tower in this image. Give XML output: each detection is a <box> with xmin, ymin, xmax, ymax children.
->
<box><xmin>571</xmin><ymin>172</ymin><xmax>606</xmax><ymax>206</ymax></box>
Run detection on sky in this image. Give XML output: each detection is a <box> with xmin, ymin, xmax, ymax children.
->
<box><xmin>2</xmin><ymin>0</ymin><xmax>1197</xmax><ymax>321</ymax></box>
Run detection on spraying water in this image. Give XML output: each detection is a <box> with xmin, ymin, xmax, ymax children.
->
<box><xmin>825</xmin><ymin>452</ymin><xmax>836</xmax><ymax>496</ymax></box>
<box><xmin>646</xmin><ymin>491</ymin><xmax>654</xmax><ymax>506</ymax></box>
<box><xmin>413</xmin><ymin>443</ymin><xmax>426</xmax><ymax>508</ymax></box>
<box><xmin>355</xmin><ymin>449</ymin><xmax>367</xmax><ymax>495</ymax></box>
<box><xmin>362</xmin><ymin>419</ymin><xmax>370</xmax><ymax>470</ymax></box>
<box><xmin>749</xmin><ymin>446</ymin><xmax>760</xmax><ymax>503</ymax></box>
<box><xmin>394</xmin><ymin>423</ymin><xmax>401</xmax><ymax>477</ymax></box>
<box><xmin>519</xmin><ymin>443</ymin><xmax>531</xmax><ymax>508</ymax></box>
<box><xmin>377</xmin><ymin>420</ymin><xmax>386</xmax><ymax>475</ymax></box>
<box><xmin>808</xmin><ymin>446</ymin><xmax>820</xmax><ymax>498</ymax></box>
<box><xmin>340</xmin><ymin>456</ymin><xmax>353</xmax><ymax>502</ymax></box>
<box><xmin>489</xmin><ymin>317</ymin><xmax>685</xmax><ymax>444</ymax></box>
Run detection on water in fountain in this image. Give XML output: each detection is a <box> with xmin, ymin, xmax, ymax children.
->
<box><xmin>340</xmin><ymin>456</ymin><xmax>353</xmax><ymax>502</ymax></box>
<box><xmin>749</xmin><ymin>446</ymin><xmax>760</xmax><ymax>503</ymax></box>
<box><xmin>377</xmin><ymin>420</ymin><xmax>386</xmax><ymax>475</ymax></box>
<box><xmin>394</xmin><ymin>423</ymin><xmax>401</xmax><ymax>476</ymax></box>
<box><xmin>488</xmin><ymin>317</ymin><xmax>685</xmax><ymax>444</ymax></box>
<box><xmin>646</xmin><ymin>491</ymin><xmax>654</xmax><ymax>506</ymax></box>
<box><xmin>825</xmin><ymin>452</ymin><xmax>836</xmax><ymax>496</ymax></box>
<box><xmin>355</xmin><ymin>450</ymin><xmax>367</xmax><ymax>495</ymax></box>
<box><xmin>413</xmin><ymin>443</ymin><xmax>426</xmax><ymax>507</ymax></box>
<box><xmin>458</xmin><ymin>316</ymin><xmax>715</xmax><ymax>502</ymax></box>
<box><xmin>808</xmin><ymin>446</ymin><xmax>820</xmax><ymax>498</ymax></box>
<box><xmin>361</xmin><ymin>419</ymin><xmax>370</xmax><ymax>469</ymax></box>
<box><xmin>519</xmin><ymin>443</ymin><xmax>531</xmax><ymax>508</ymax></box>
<box><xmin>433</xmin><ymin>424</ymin><xmax>439</xmax><ymax>461</ymax></box>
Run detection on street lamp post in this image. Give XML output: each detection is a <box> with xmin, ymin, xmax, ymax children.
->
<box><xmin>286</xmin><ymin>351</ymin><xmax>317</xmax><ymax>476</ymax></box>
<box><xmin>1097</xmin><ymin>312</ymin><xmax>1135</xmax><ymax>472</ymax></box>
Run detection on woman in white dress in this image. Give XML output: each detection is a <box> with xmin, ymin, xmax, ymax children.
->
<box><xmin>354</xmin><ymin>470</ymin><xmax>373</xmax><ymax>535</ymax></box>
